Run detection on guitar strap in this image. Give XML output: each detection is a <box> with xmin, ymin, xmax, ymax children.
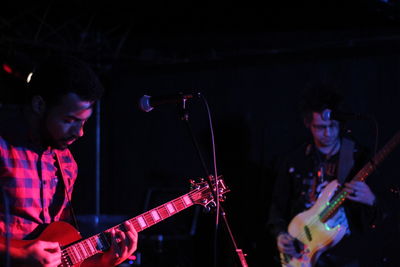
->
<box><xmin>54</xmin><ymin>150</ymin><xmax>80</xmax><ymax>232</ymax></box>
<box><xmin>337</xmin><ymin>137</ymin><xmax>355</xmax><ymax>184</ymax></box>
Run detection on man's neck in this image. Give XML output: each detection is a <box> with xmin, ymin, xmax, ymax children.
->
<box><xmin>316</xmin><ymin>139</ymin><xmax>341</xmax><ymax>156</ymax></box>
<box><xmin>23</xmin><ymin>108</ymin><xmax>48</xmax><ymax>151</ymax></box>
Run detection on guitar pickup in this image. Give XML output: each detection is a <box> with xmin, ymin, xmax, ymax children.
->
<box><xmin>304</xmin><ymin>225</ymin><xmax>312</xmax><ymax>241</ymax></box>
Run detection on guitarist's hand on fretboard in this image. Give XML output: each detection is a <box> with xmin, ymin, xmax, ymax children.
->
<box><xmin>277</xmin><ymin>232</ymin><xmax>304</xmax><ymax>259</ymax></box>
<box><xmin>107</xmin><ymin>221</ymin><xmax>138</xmax><ymax>266</ymax></box>
<box><xmin>344</xmin><ymin>181</ymin><xmax>376</xmax><ymax>206</ymax></box>
<box><xmin>81</xmin><ymin>221</ymin><xmax>138</xmax><ymax>267</ymax></box>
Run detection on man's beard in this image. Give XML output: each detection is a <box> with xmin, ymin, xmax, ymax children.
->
<box><xmin>42</xmin><ymin>134</ymin><xmax>67</xmax><ymax>150</ymax></box>
<box><xmin>49</xmin><ymin>137</ymin><xmax>77</xmax><ymax>150</ymax></box>
<box><xmin>39</xmin><ymin>122</ymin><xmax>72</xmax><ymax>150</ymax></box>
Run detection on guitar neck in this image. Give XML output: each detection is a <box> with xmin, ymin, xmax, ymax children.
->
<box><xmin>354</xmin><ymin>130</ymin><xmax>400</xmax><ymax>183</ymax></box>
<box><xmin>320</xmin><ymin>130</ymin><xmax>400</xmax><ymax>222</ymax></box>
<box><xmin>62</xmin><ymin>188</ymin><xmax>204</xmax><ymax>266</ymax></box>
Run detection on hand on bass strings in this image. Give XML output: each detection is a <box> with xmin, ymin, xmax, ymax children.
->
<box><xmin>277</xmin><ymin>232</ymin><xmax>304</xmax><ymax>258</ymax></box>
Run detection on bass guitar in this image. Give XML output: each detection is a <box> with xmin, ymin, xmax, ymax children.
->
<box><xmin>3</xmin><ymin>176</ymin><xmax>229</xmax><ymax>267</ymax></box>
<box><xmin>280</xmin><ymin>130</ymin><xmax>400</xmax><ymax>267</ymax></box>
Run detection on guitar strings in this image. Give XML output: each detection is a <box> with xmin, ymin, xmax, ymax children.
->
<box><xmin>288</xmin><ymin>161</ymin><xmax>375</xmax><ymax>247</ymax></box>
<box><xmin>290</xmin><ymin>131</ymin><xmax>400</xmax><ymax>246</ymax></box>
<box><xmin>62</xmin><ymin>185</ymin><xmax>215</xmax><ymax>265</ymax></box>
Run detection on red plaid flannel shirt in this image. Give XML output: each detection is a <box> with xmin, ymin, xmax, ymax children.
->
<box><xmin>0</xmin><ymin>132</ymin><xmax>78</xmax><ymax>240</ymax></box>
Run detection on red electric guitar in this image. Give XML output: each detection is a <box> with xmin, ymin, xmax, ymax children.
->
<box><xmin>2</xmin><ymin>176</ymin><xmax>229</xmax><ymax>267</ymax></box>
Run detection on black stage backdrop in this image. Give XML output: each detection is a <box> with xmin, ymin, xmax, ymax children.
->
<box><xmin>1</xmin><ymin>13</ymin><xmax>400</xmax><ymax>263</ymax></box>
<box><xmin>67</xmin><ymin>42</ymin><xmax>400</xmax><ymax>267</ymax></box>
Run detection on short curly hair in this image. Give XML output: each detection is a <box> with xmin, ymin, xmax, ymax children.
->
<box><xmin>27</xmin><ymin>55</ymin><xmax>104</xmax><ymax>106</ymax></box>
<box><xmin>299</xmin><ymin>83</ymin><xmax>345</xmax><ymax>124</ymax></box>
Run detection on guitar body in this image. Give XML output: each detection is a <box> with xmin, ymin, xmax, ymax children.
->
<box><xmin>280</xmin><ymin>180</ymin><xmax>348</xmax><ymax>267</ymax></box>
<box><xmin>2</xmin><ymin>177</ymin><xmax>231</xmax><ymax>267</ymax></box>
<box><xmin>8</xmin><ymin>221</ymin><xmax>82</xmax><ymax>249</ymax></box>
<box><xmin>3</xmin><ymin>221</ymin><xmax>83</xmax><ymax>267</ymax></box>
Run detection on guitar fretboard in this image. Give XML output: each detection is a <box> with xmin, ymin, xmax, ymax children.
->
<box><xmin>61</xmin><ymin>186</ymin><xmax>209</xmax><ymax>266</ymax></box>
<box><xmin>320</xmin><ymin>130</ymin><xmax>400</xmax><ymax>222</ymax></box>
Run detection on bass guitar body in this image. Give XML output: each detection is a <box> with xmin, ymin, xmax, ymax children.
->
<box><xmin>280</xmin><ymin>180</ymin><xmax>347</xmax><ymax>267</ymax></box>
<box><xmin>280</xmin><ymin>129</ymin><xmax>400</xmax><ymax>267</ymax></box>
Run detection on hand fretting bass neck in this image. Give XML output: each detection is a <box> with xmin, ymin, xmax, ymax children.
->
<box><xmin>280</xmin><ymin>130</ymin><xmax>400</xmax><ymax>267</ymax></box>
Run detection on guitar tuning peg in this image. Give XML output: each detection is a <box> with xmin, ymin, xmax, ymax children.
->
<box><xmin>189</xmin><ymin>180</ymin><xmax>196</xmax><ymax>190</ymax></box>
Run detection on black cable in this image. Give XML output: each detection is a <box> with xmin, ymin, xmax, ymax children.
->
<box><xmin>181</xmin><ymin>102</ymin><xmax>211</xmax><ymax>179</ymax></box>
<box><xmin>198</xmin><ymin>93</ymin><xmax>221</xmax><ymax>226</ymax></box>
<box><xmin>180</xmin><ymin>92</ymin><xmax>247</xmax><ymax>267</ymax></box>
<box><xmin>179</xmin><ymin>92</ymin><xmax>220</xmax><ymax>267</ymax></box>
<box><xmin>198</xmin><ymin>93</ymin><xmax>220</xmax><ymax>267</ymax></box>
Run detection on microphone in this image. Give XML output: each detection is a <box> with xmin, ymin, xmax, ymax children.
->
<box><xmin>321</xmin><ymin>109</ymin><xmax>369</xmax><ymax>121</ymax></box>
<box><xmin>138</xmin><ymin>93</ymin><xmax>194</xmax><ymax>112</ymax></box>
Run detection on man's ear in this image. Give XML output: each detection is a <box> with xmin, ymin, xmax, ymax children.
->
<box><xmin>31</xmin><ymin>95</ymin><xmax>46</xmax><ymax>115</ymax></box>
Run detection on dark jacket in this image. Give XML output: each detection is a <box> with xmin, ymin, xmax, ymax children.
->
<box><xmin>267</xmin><ymin>138</ymin><xmax>384</xmax><ymax>266</ymax></box>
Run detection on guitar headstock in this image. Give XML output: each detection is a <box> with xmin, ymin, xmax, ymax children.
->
<box><xmin>189</xmin><ymin>175</ymin><xmax>230</xmax><ymax>209</ymax></box>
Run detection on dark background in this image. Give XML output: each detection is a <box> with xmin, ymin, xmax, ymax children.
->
<box><xmin>1</xmin><ymin>1</ymin><xmax>400</xmax><ymax>266</ymax></box>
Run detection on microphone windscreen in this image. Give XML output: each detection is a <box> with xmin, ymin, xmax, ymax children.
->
<box><xmin>321</xmin><ymin>109</ymin><xmax>332</xmax><ymax>121</ymax></box>
<box><xmin>139</xmin><ymin>95</ymin><xmax>153</xmax><ymax>112</ymax></box>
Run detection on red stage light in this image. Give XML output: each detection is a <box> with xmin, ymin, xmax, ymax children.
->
<box><xmin>2</xmin><ymin>64</ymin><xmax>13</xmax><ymax>74</ymax></box>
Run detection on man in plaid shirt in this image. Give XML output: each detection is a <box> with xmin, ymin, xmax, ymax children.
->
<box><xmin>0</xmin><ymin>55</ymin><xmax>138</xmax><ymax>266</ymax></box>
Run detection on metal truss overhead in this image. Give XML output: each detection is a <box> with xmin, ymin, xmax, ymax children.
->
<box><xmin>0</xmin><ymin>2</ymin><xmax>136</xmax><ymax>72</ymax></box>
<box><xmin>1</xmin><ymin>1</ymin><xmax>400</xmax><ymax>72</ymax></box>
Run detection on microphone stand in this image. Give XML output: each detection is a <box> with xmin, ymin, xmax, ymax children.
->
<box><xmin>177</xmin><ymin>94</ymin><xmax>249</xmax><ymax>267</ymax></box>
